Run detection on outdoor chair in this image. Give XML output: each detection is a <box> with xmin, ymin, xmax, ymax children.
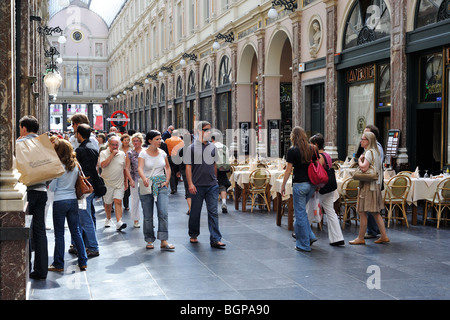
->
<box><xmin>423</xmin><ymin>177</ymin><xmax>450</xmax><ymax>228</ymax></box>
<box><xmin>248</xmin><ymin>168</ymin><xmax>271</xmax><ymax>213</ymax></box>
<box><xmin>339</xmin><ymin>178</ymin><xmax>360</xmax><ymax>229</ymax></box>
<box><xmin>384</xmin><ymin>174</ymin><xmax>411</xmax><ymax>227</ymax></box>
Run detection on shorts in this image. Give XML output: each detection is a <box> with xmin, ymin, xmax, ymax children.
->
<box><xmin>103</xmin><ymin>186</ymin><xmax>125</xmax><ymax>204</ymax></box>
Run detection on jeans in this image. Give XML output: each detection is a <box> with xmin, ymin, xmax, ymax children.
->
<box><xmin>52</xmin><ymin>199</ymin><xmax>87</xmax><ymax>268</ymax></box>
<box><xmin>189</xmin><ymin>184</ymin><xmax>222</xmax><ymax>244</ymax></box>
<box><xmin>367</xmin><ymin>213</ymin><xmax>380</xmax><ymax>236</ymax></box>
<box><xmin>139</xmin><ymin>186</ymin><xmax>169</xmax><ymax>243</ymax></box>
<box><xmin>77</xmin><ymin>192</ymin><xmax>99</xmax><ymax>251</ymax></box>
<box><xmin>27</xmin><ymin>190</ymin><xmax>48</xmax><ymax>277</ymax></box>
<box><xmin>292</xmin><ymin>182</ymin><xmax>316</xmax><ymax>251</ymax></box>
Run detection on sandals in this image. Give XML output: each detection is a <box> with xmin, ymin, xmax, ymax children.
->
<box><xmin>160</xmin><ymin>243</ymin><xmax>175</xmax><ymax>251</ymax></box>
<box><xmin>146</xmin><ymin>242</ymin><xmax>154</xmax><ymax>249</ymax></box>
<box><xmin>190</xmin><ymin>238</ymin><xmax>198</xmax><ymax>243</ymax></box>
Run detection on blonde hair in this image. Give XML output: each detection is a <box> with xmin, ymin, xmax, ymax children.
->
<box><xmin>290</xmin><ymin>126</ymin><xmax>311</xmax><ymax>163</ymax></box>
<box><xmin>362</xmin><ymin>131</ymin><xmax>380</xmax><ymax>156</ymax></box>
<box><xmin>131</xmin><ymin>132</ymin><xmax>144</xmax><ymax>143</ymax></box>
<box><xmin>53</xmin><ymin>139</ymin><xmax>77</xmax><ymax>171</ymax></box>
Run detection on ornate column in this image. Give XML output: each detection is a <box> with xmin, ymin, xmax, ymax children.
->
<box><xmin>210</xmin><ymin>52</ymin><xmax>217</xmax><ymax>128</ymax></box>
<box><xmin>0</xmin><ymin>0</ymin><xmax>29</xmax><ymax>300</ymax></box>
<box><xmin>323</xmin><ymin>0</ymin><xmax>339</xmax><ymax>160</ymax></box>
<box><xmin>230</xmin><ymin>43</ymin><xmax>238</xmax><ymax>130</ymax></box>
<box><xmin>290</xmin><ymin>11</ymin><xmax>302</xmax><ymax>127</ymax></box>
<box><xmin>390</xmin><ymin>0</ymin><xmax>408</xmax><ymax>167</ymax></box>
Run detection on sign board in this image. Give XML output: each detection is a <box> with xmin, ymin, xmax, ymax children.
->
<box><xmin>385</xmin><ymin>129</ymin><xmax>400</xmax><ymax>158</ymax></box>
<box><xmin>107</xmin><ymin>110</ymin><xmax>129</xmax><ymax>127</ymax></box>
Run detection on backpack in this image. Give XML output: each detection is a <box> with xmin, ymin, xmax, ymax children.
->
<box><xmin>216</xmin><ymin>144</ymin><xmax>231</xmax><ymax>172</ymax></box>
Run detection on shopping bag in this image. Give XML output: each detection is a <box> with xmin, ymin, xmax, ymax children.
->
<box><xmin>15</xmin><ymin>133</ymin><xmax>65</xmax><ymax>186</ymax></box>
<box><xmin>306</xmin><ymin>191</ymin><xmax>323</xmax><ymax>223</ymax></box>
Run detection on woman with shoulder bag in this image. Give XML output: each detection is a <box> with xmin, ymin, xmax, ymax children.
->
<box><xmin>281</xmin><ymin>126</ymin><xmax>318</xmax><ymax>252</ymax></box>
<box><xmin>48</xmin><ymin>139</ymin><xmax>88</xmax><ymax>272</ymax></box>
<box><xmin>349</xmin><ymin>131</ymin><xmax>389</xmax><ymax>245</ymax></box>
<box><xmin>137</xmin><ymin>130</ymin><xmax>174</xmax><ymax>251</ymax></box>
<box><xmin>310</xmin><ymin>134</ymin><xmax>345</xmax><ymax>246</ymax></box>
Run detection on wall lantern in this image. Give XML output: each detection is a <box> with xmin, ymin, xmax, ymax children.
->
<box><xmin>180</xmin><ymin>52</ymin><xmax>197</xmax><ymax>66</ymax></box>
<box><xmin>268</xmin><ymin>0</ymin><xmax>297</xmax><ymax>19</ymax></box>
<box><xmin>212</xmin><ymin>32</ymin><xmax>234</xmax><ymax>50</ymax></box>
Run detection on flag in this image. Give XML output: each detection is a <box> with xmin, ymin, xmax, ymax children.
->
<box><xmin>76</xmin><ymin>53</ymin><xmax>79</xmax><ymax>93</ymax></box>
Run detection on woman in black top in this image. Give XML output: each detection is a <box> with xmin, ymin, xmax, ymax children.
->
<box><xmin>281</xmin><ymin>126</ymin><xmax>318</xmax><ymax>252</ymax></box>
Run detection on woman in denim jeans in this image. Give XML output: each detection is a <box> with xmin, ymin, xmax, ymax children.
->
<box><xmin>281</xmin><ymin>127</ymin><xmax>317</xmax><ymax>252</ymax></box>
<box><xmin>49</xmin><ymin>139</ymin><xmax>88</xmax><ymax>271</ymax></box>
<box><xmin>137</xmin><ymin>130</ymin><xmax>174</xmax><ymax>250</ymax></box>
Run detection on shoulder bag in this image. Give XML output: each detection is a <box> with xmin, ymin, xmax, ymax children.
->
<box><xmin>319</xmin><ymin>153</ymin><xmax>337</xmax><ymax>194</ymax></box>
<box><xmin>138</xmin><ymin>166</ymin><xmax>156</xmax><ymax>195</ymax></box>
<box><xmin>353</xmin><ymin>150</ymin><xmax>379</xmax><ymax>182</ymax></box>
<box><xmin>308</xmin><ymin>148</ymin><xmax>329</xmax><ymax>187</ymax></box>
<box><xmin>75</xmin><ymin>163</ymin><xmax>94</xmax><ymax>199</ymax></box>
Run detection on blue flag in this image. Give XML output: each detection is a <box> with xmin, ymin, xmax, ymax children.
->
<box><xmin>77</xmin><ymin>53</ymin><xmax>79</xmax><ymax>93</ymax></box>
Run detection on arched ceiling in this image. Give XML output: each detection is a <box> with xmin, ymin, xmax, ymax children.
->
<box><xmin>48</xmin><ymin>0</ymin><xmax>128</xmax><ymax>28</ymax></box>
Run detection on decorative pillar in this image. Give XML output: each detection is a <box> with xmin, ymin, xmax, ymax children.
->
<box><xmin>210</xmin><ymin>52</ymin><xmax>217</xmax><ymax>128</ymax></box>
<box><xmin>230</xmin><ymin>43</ymin><xmax>238</xmax><ymax>131</ymax></box>
<box><xmin>390</xmin><ymin>0</ymin><xmax>409</xmax><ymax>167</ymax></box>
<box><xmin>0</xmin><ymin>0</ymin><xmax>29</xmax><ymax>300</ymax></box>
<box><xmin>323</xmin><ymin>0</ymin><xmax>339</xmax><ymax>160</ymax></box>
<box><xmin>290</xmin><ymin>11</ymin><xmax>302</xmax><ymax>127</ymax></box>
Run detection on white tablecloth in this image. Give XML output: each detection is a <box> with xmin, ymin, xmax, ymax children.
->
<box><xmin>231</xmin><ymin>169</ymin><xmax>285</xmax><ymax>189</ymax></box>
<box><xmin>270</xmin><ymin>177</ymin><xmax>341</xmax><ymax>203</ymax></box>
<box><xmin>407</xmin><ymin>177</ymin><xmax>444</xmax><ymax>205</ymax></box>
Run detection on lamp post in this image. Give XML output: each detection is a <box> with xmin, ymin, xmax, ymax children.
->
<box><xmin>268</xmin><ymin>0</ymin><xmax>297</xmax><ymax>19</ymax></box>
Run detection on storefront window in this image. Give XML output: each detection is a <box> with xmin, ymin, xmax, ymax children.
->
<box><xmin>420</xmin><ymin>53</ymin><xmax>443</xmax><ymax>103</ymax></box>
<box><xmin>447</xmin><ymin>68</ymin><xmax>450</xmax><ymax>164</ymax></box>
<box><xmin>377</xmin><ymin>63</ymin><xmax>390</xmax><ymax>107</ymax></box>
<box><xmin>218</xmin><ymin>56</ymin><xmax>231</xmax><ymax>86</ymax></box>
<box><xmin>50</xmin><ymin>104</ymin><xmax>63</xmax><ymax>132</ymax></box>
<box><xmin>416</xmin><ymin>0</ymin><xmax>448</xmax><ymax>29</ymax></box>
<box><xmin>344</xmin><ymin>0</ymin><xmax>390</xmax><ymax>50</ymax></box>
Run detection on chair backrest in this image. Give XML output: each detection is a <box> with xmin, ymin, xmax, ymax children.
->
<box><xmin>386</xmin><ymin>174</ymin><xmax>411</xmax><ymax>199</ymax></box>
<box><xmin>342</xmin><ymin>178</ymin><xmax>359</xmax><ymax>199</ymax></box>
<box><xmin>397</xmin><ymin>171</ymin><xmax>413</xmax><ymax>177</ymax></box>
<box><xmin>257</xmin><ymin>163</ymin><xmax>268</xmax><ymax>168</ymax></box>
<box><xmin>332</xmin><ymin>160</ymin><xmax>343</xmax><ymax>170</ymax></box>
<box><xmin>437</xmin><ymin>177</ymin><xmax>450</xmax><ymax>201</ymax></box>
<box><xmin>239</xmin><ymin>166</ymin><xmax>249</xmax><ymax>171</ymax></box>
<box><xmin>249</xmin><ymin>169</ymin><xmax>270</xmax><ymax>189</ymax></box>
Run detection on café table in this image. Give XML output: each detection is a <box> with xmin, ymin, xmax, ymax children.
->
<box><xmin>231</xmin><ymin>167</ymin><xmax>285</xmax><ymax>212</ymax></box>
<box><xmin>406</xmin><ymin>177</ymin><xmax>445</xmax><ymax>225</ymax></box>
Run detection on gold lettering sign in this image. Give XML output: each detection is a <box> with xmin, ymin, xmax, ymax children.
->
<box><xmin>346</xmin><ymin>65</ymin><xmax>375</xmax><ymax>83</ymax></box>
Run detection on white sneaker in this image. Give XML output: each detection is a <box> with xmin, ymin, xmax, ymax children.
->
<box><xmin>116</xmin><ymin>220</ymin><xmax>127</xmax><ymax>231</ymax></box>
<box><xmin>133</xmin><ymin>221</ymin><xmax>140</xmax><ymax>228</ymax></box>
<box><xmin>104</xmin><ymin>218</ymin><xmax>112</xmax><ymax>228</ymax></box>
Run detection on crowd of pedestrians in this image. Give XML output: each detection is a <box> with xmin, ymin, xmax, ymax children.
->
<box><xmin>20</xmin><ymin>113</ymin><xmax>388</xmax><ymax>280</ymax></box>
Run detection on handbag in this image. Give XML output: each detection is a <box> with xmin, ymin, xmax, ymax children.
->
<box><xmin>353</xmin><ymin>150</ymin><xmax>379</xmax><ymax>182</ymax></box>
<box><xmin>15</xmin><ymin>133</ymin><xmax>65</xmax><ymax>186</ymax></box>
<box><xmin>93</xmin><ymin>176</ymin><xmax>107</xmax><ymax>198</ymax></box>
<box><xmin>306</xmin><ymin>191</ymin><xmax>323</xmax><ymax>223</ymax></box>
<box><xmin>308</xmin><ymin>148</ymin><xmax>328</xmax><ymax>187</ymax></box>
<box><xmin>319</xmin><ymin>153</ymin><xmax>337</xmax><ymax>194</ymax></box>
<box><xmin>75</xmin><ymin>163</ymin><xmax>94</xmax><ymax>199</ymax></box>
<box><xmin>138</xmin><ymin>167</ymin><xmax>156</xmax><ymax>195</ymax></box>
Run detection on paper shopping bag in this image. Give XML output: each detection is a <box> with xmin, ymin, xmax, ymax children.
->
<box><xmin>15</xmin><ymin>133</ymin><xmax>65</xmax><ymax>186</ymax></box>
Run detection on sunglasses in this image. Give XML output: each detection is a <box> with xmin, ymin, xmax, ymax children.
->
<box><xmin>202</xmin><ymin>128</ymin><xmax>211</xmax><ymax>132</ymax></box>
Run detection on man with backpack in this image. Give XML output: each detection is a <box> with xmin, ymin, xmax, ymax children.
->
<box><xmin>211</xmin><ymin>136</ymin><xmax>231</xmax><ymax>213</ymax></box>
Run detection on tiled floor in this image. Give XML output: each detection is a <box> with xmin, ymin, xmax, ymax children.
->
<box><xmin>27</xmin><ymin>186</ymin><xmax>450</xmax><ymax>300</ymax></box>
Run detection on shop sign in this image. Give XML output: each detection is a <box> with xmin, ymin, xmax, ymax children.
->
<box><xmin>107</xmin><ymin>110</ymin><xmax>129</xmax><ymax>127</ymax></box>
<box><xmin>346</xmin><ymin>64</ymin><xmax>375</xmax><ymax>83</ymax></box>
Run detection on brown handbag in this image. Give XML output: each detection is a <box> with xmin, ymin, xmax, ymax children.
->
<box><xmin>75</xmin><ymin>163</ymin><xmax>94</xmax><ymax>199</ymax></box>
<box><xmin>353</xmin><ymin>150</ymin><xmax>379</xmax><ymax>182</ymax></box>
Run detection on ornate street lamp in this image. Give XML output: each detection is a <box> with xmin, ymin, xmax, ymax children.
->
<box><xmin>213</xmin><ymin>32</ymin><xmax>234</xmax><ymax>50</ymax></box>
<box><xmin>268</xmin><ymin>0</ymin><xmax>297</xmax><ymax>19</ymax></box>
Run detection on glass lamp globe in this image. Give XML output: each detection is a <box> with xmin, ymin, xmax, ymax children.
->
<box><xmin>268</xmin><ymin>7</ymin><xmax>278</xmax><ymax>19</ymax></box>
<box><xmin>44</xmin><ymin>71</ymin><xmax>63</xmax><ymax>97</ymax></box>
<box><xmin>212</xmin><ymin>41</ymin><xmax>220</xmax><ymax>50</ymax></box>
<box><xmin>58</xmin><ymin>35</ymin><xmax>67</xmax><ymax>44</ymax></box>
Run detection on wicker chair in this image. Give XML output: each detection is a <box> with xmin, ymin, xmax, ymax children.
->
<box><xmin>384</xmin><ymin>174</ymin><xmax>411</xmax><ymax>227</ymax></box>
<box><xmin>339</xmin><ymin>178</ymin><xmax>360</xmax><ymax>229</ymax></box>
<box><xmin>248</xmin><ymin>168</ymin><xmax>271</xmax><ymax>213</ymax></box>
<box><xmin>423</xmin><ymin>177</ymin><xmax>450</xmax><ymax>228</ymax></box>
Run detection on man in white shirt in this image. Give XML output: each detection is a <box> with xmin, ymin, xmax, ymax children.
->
<box><xmin>99</xmin><ymin>136</ymin><xmax>133</xmax><ymax>230</ymax></box>
<box><xmin>69</xmin><ymin>113</ymin><xmax>99</xmax><ymax>150</ymax></box>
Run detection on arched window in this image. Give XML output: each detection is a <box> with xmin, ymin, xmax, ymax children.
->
<box><xmin>218</xmin><ymin>55</ymin><xmax>231</xmax><ymax>86</ymax></box>
<box><xmin>160</xmin><ymin>83</ymin><xmax>166</xmax><ymax>102</ymax></box>
<box><xmin>187</xmin><ymin>70</ymin><xmax>196</xmax><ymax>94</ymax></box>
<box><xmin>152</xmin><ymin>87</ymin><xmax>157</xmax><ymax>104</ymax></box>
<box><xmin>343</xmin><ymin>0</ymin><xmax>390</xmax><ymax>50</ymax></box>
<box><xmin>140</xmin><ymin>92</ymin><xmax>144</xmax><ymax>107</ymax></box>
<box><xmin>201</xmin><ymin>64</ymin><xmax>211</xmax><ymax>90</ymax></box>
<box><xmin>146</xmin><ymin>89</ymin><xmax>150</xmax><ymax>106</ymax></box>
<box><xmin>135</xmin><ymin>95</ymin><xmax>139</xmax><ymax>109</ymax></box>
<box><xmin>415</xmin><ymin>0</ymin><xmax>450</xmax><ymax>29</ymax></box>
<box><xmin>176</xmin><ymin>76</ymin><xmax>183</xmax><ymax>97</ymax></box>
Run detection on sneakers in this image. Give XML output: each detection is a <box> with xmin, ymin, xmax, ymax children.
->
<box><xmin>133</xmin><ymin>221</ymin><xmax>140</xmax><ymax>228</ymax></box>
<box><xmin>48</xmin><ymin>265</ymin><xmax>64</xmax><ymax>272</ymax></box>
<box><xmin>222</xmin><ymin>203</ymin><xmax>228</xmax><ymax>214</ymax></box>
<box><xmin>116</xmin><ymin>220</ymin><xmax>127</xmax><ymax>231</ymax></box>
<box><xmin>104</xmin><ymin>218</ymin><xmax>112</xmax><ymax>228</ymax></box>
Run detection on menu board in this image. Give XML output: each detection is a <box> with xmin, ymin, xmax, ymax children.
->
<box><xmin>386</xmin><ymin>129</ymin><xmax>400</xmax><ymax>158</ymax></box>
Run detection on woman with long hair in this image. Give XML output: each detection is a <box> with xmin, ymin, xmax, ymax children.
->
<box><xmin>281</xmin><ymin>126</ymin><xmax>318</xmax><ymax>252</ymax></box>
<box><xmin>125</xmin><ymin>133</ymin><xmax>144</xmax><ymax>228</ymax></box>
<box><xmin>349</xmin><ymin>131</ymin><xmax>389</xmax><ymax>245</ymax></box>
<box><xmin>309</xmin><ymin>134</ymin><xmax>345</xmax><ymax>246</ymax></box>
<box><xmin>120</xmin><ymin>134</ymin><xmax>132</xmax><ymax>211</ymax></box>
<box><xmin>137</xmin><ymin>130</ymin><xmax>174</xmax><ymax>250</ymax></box>
<box><xmin>48</xmin><ymin>138</ymin><xmax>88</xmax><ymax>272</ymax></box>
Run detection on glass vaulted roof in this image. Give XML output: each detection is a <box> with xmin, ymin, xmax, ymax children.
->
<box><xmin>49</xmin><ymin>0</ymin><xmax>128</xmax><ymax>28</ymax></box>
